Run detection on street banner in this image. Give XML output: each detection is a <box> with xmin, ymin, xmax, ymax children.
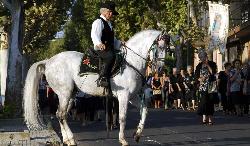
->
<box><xmin>208</xmin><ymin>1</ymin><xmax>229</xmax><ymax>53</ymax></box>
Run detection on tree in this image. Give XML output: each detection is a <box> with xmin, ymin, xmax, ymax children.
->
<box><xmin>0</xmin><ymin>0</ymin><xmax>72</xmax><ymax>117</ymax></box>
<box><xmin>23</xmin><ymin>0</ymin><xmax>72</xmax><ymax>62</ymax></box>
<box><xmin>1</xmin><ymin>0</ymin><xmax>25</xmax><ymax>116</ymax></box>
<box><xmin>62</xmin><ymin>0</ymin><xmax>217</xmax><ymax>71</ymax></box>
<box><xmin>63</xmin><ymin>0</ymin><xmax>99</xmax><ymax>52</ymax></box>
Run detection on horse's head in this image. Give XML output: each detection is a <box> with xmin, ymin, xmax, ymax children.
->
<box><xmin>157</xmin><ymin>33</ymin><xmax>170</xmax><ymax>50</ymax></box>
<box><xmin>124</xmin><ymin>30</ymin><xmax>170</xmax><ymax>71</ymax></box>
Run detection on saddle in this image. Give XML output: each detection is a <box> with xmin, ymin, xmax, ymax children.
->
<box><xmin>78</xmin><ymin>48</ymin><xmax>125</xmax><ymax>78</ymax></box>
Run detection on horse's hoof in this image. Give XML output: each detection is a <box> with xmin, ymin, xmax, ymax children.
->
<box><xmin>133</xmin><ymin>132</ymin><xmax>140</xmax><ymax>143</ymax></box>
<box><xmin>63</xmin><ymin>139</ymin><xmax>77</xmax><ymax>146</ymax></box>
<box><xmin>119</xmin><ymin>140</ymin><xmax>129</xmax><ymax>146</ymax></box>
<box><xmin>63</xmin><ymin>143</ymin><xmax>77</xmax><ymax>146</ymax></box>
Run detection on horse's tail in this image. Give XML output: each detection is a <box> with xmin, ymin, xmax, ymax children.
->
<box><xmin>23</xmin><ymin>60</ymin><xmax>48</xmax><ymax>130</ymax></box>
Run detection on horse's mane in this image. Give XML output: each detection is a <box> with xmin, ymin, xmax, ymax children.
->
<box><xmin>126</xmin><ymin>29</ymin><xmax>161</xmax><ymax>49</ymax></box>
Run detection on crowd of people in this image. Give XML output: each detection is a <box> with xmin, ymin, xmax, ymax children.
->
<box><xmin>38</xmin><ymin>48</ymin><xmax>250</xmax><ymax>127</ymax></box>
<box><xmin>144</xmin><ymin>50</ymin><xmax>250</xmax><ymax>125</ymax></box>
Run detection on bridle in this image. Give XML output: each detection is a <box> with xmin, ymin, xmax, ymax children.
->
<box><xmin>121</xmin><ymin>31</ymin><xmax>170</xmax><ymax>85</ymax></box>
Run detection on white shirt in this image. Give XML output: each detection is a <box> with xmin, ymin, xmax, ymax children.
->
<box><xmin>91</xmin><ymin>15</ymin><xmax>121</xmax><ymax>50</ymax></box>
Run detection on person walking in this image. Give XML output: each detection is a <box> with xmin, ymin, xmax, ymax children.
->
<box><xmin>195</xmin><ymin>50</ymin><xmax>217</xmax><ymax>125</ymax></box>
<box><xmin>228</xmin><ymin>59</ymin><xmax>244</xmax><ymax>116</ymax></box>
<box><xmin>169</xmin><ymin>68</ymin><xmax>183</xmax><ymax>109</ymax></box>
<box><xmin>180</xmin><ymin>69</ymin><xmax>187</xmax><ymax>110</ymax></box>
<box><xmin>185</xmin><ymin>66</ymin><xmax>196</xmax><ymax>111</ymax></box>
<box><xmin>161</xmin><ymin>71</ymin><xmax>171</xmax><ymax>110</ymax></box>
<box><xmin>218</xmin><ymin>62</ymin><xmax>231</xmax><ymax>114</ymax></box>
<box><xmin>242</xmin><ymin>62</ymin><xmax>250</xmax><ymax>115</ymax></box>
<box><xmin>151</xmin><ymin>72</ymin><xmax>162</xmax><ymax>108</ymax></box>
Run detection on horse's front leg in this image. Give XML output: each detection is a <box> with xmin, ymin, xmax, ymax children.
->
<box><xmin>118</xmin><ymin>97</ymin><xmax>129</xmax><ymax>146</ymax></box>
<box><xmin>133</xmin><ymin>104</ymin><xmax>148</xmax><ymax>143</ymax></box>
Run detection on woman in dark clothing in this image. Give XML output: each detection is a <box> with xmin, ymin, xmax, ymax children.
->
<box><xmin>195</xmin><ymin>50</ymin><xmax>217</xmax><ymax>125</ymax></box>
<box><xmin>169</xmin><ymin>67</ymin><xmax>183</xmax><ymax>109</ymax></box>
<box><xmin>242</xmin><ymin>63</ymin><xmax>250</xmax><ymax>115</ymax></box>
<box><xmin>218</xmin><ymin>62</ymin><xmax>231</xmax><ymax>114</ymax></box>
<box><xmin>151</xmin><ymin>72</ymin><xmax>162</xmax><ymax>108</ymax></box>
<box><xmin>161</xmin><ymin>72</ymin><xmax>170</xmax><ymax>110</ymax></box>
<box><xmin>185</xmin><ymin>66</ymin><xmax>196</xmax><ymax>110</ymax></box>
<box><xmin>180</xmin><ymin>69</ymin><xmax>187</xmax><ymax>110</ymax></box>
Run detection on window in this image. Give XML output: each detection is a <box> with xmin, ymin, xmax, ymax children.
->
<box><xmin>241</xmin><ymin>10</ymin><xmax>249</xmax><ymax>23</ymax></box>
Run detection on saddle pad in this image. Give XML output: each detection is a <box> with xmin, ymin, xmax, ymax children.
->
<box><xmin>79</xmin><ymin>50</ymin><xmax>125</xmax><ymax>77</ymax></box>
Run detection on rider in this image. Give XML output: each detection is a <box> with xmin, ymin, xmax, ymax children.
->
<box><xmin>91</xmin><ymin>1</ymin><xmax>123</xmax><ymax>87</ymax></box>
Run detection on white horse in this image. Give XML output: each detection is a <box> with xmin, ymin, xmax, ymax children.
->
<box><xmin>23</xmin><ymin>30</ymin><xmax>166</xmax><ymax>146</ymax></box>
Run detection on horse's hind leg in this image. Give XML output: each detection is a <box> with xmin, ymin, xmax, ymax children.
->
<box><xmin>57</xmin><ymin>95</ymin><xmax>76</xmax><ymax>145</ymax></box>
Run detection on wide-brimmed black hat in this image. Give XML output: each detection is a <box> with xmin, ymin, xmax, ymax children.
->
<box><xmin>100</xmin><ymin>1</ymin><xmax>119</xmax><ymax>15</ymax></box>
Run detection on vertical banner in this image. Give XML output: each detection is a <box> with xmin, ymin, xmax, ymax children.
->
<box><xmin>208</xmin><ymin>1</ymin><xmax>229</xmax><ymax>53</ymax></box>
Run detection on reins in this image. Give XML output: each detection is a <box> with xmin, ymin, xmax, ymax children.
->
<box><xmin>122</xmin><ymin>44</ymin><xmax>149</xmax><ymax>62</ymax></box>
<box><xmin>120</xmin><ymin>32</ymin><xmax>165</xmax><ymax>85</ymax></box>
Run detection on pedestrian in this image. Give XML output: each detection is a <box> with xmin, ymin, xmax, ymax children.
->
<box><xmin>185</xmin><ymin>66</ymin><xmax>196</xmax><ymax>111</ymax></box>
<box><xmin>47</xmin><ymin>85</ymin><xmax>58</xmax><ymax>119</ymax></box>
<box><xmin>218</xmin><ymin>62</ymin><xmax>231</xmax><ymax>114</ymax></box>
<box><xmin>169</xmin><ymin>67</ymin><xmax>183</xmax><ymax>109</ymax></box>
<box><xmin>161</xmin><ymin>71</ymin><xmax>171</xmax><ymax>110</ymax></box>
<box><xmin>38</xmin><ymin>75</ymin><xmax>48</xmax><ymax>111</ymax></box>
<box><xmin>228</xmin><ymin>59</ymin><xmax>244</xmax><ymax>116</ymax></box>
<box><xmin>151</xmin><ymin>72</ymin><xmax>162</xmax><ymax>109</ymax></box>
<box><xmin>180</xmin><ymin>69</ymin><xmax>187</xmax><ymax>110</ymax></box>
<box><xmin>242</xmin><ymin>62</ymin><xmax>250</xmax><ymax>115</ymax></box>
<box><xmin>144</xmin><ymin>84</ymin><xmax>153</xmax><ymax>107</ymax></box>
<box><xmin>195</xmin><ymin>50</ymin><xmax>217</xmax><ymax>125</ymax></box>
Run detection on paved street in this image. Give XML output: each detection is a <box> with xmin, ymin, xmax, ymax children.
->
<box><xmin>67</xmin><ymin>106</ymin><xmax>250</xmax><ymax>146</ymax></box>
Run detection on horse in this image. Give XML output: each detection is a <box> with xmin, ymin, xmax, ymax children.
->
<box><xmin>23</xmin><ymin>29</ymin><xmax>168</xmax><ymax>146</ymax></box>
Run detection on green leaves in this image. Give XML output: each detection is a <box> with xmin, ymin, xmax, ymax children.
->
<box><xmin>1</xmin><ymin>0</ymin><xmax>209</xmax><ymax>62</ymax></box>
<box><xmin>23</xmin><ymin>0</ymin><xmax>72</xmax><ymax>61</ymax></box>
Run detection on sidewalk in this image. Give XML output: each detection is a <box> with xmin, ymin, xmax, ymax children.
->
<box><xmin>0</xmin><ymin>116</ymin><xmax>62</xmax><ymax>146</ymax></box>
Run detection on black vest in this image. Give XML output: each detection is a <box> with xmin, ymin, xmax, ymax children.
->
<box><xmin>99</xmin><ymin>17</ymin><xmax>114</xmax><ymax>51</ymax></box>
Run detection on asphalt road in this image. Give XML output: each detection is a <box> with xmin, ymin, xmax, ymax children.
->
<box><xmin>66</xmin><ymin>106</ymin><xmax>250</xmax><ymax>146</ymax></box>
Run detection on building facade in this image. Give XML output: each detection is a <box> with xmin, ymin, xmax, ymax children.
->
<box><xmin>226</xmin><ymin>0</ymin><xmax>250</xmax><ymax>64</ymax></box>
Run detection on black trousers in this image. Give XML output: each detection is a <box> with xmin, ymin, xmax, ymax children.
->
<box><xmin>96</xmin><ymin>49</ymin><xmax>115</xmax><ymax>78</ymax></box>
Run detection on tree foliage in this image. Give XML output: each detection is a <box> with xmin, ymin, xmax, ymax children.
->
<box><xmin>64</xmin><ymin>0</ymin><xmax>99</xmax><ymax>52</ymax></box>
<box><xmin>23</xmin><ymin>0</ymin><xmax>73</xmax><ymax>61</ymax></box>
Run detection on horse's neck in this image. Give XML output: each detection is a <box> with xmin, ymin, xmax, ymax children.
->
<box><xmin>124</xmin><ymin>30</ymin><xmax>161</xmax><ymax>75</ymax></box>
<box><xmin>125</xmin><ymin>46</ymin><xmax>147</xmax><ymax>74</ymax></box>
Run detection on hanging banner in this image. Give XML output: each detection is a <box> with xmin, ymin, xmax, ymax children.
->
<box><xmin>208</xmin><ymin>1</ymin><xmax>229</xmax><ymax>53</ymax></box>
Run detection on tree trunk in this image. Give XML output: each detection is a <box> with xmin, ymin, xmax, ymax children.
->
<box><xmin>0</xmin><ymin>31</ymin><xmax>9</xmax><ymax>106</ymax></box>
<box><xmin>4</xmin><ymin>0</ymin><xmax>24</xmax><ymax>117</ymax></box>
<box><xmin>170</xmin><ymin>34</ymin><xmax>183</xmax><ymax>71</ymax></box>
<box><xmin>189</xmin><ymin>0</ymin><xmax>198</xmax><ymax>27</ymax></box>
<box><xmin>175</xmin><ymin>38</ymin><xmax>183</xmax><ymax>71</ymax></box>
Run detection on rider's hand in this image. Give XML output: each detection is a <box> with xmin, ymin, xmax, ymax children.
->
<box><xmin>97</xmin><ymin>43</ymin><xmax>106</xmax><ymax>50</ymax></box>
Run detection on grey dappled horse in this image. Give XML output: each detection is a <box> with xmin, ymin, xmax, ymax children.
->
<box><xmin>23</xmin><ymin>30</ymin><xmax>166</xmax><ymax>146</ymax></box>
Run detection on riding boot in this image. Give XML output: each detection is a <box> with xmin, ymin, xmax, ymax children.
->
<box><xmin>97</xmin><ymin>65</ymin><xmax>109</xmax><ymax>87</ymax></box>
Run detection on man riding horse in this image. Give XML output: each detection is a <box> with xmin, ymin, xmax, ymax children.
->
<box><xmin>89</xmin><ymin>1</ymin><xmax>124</xmax><ymax>87</ymax></box>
